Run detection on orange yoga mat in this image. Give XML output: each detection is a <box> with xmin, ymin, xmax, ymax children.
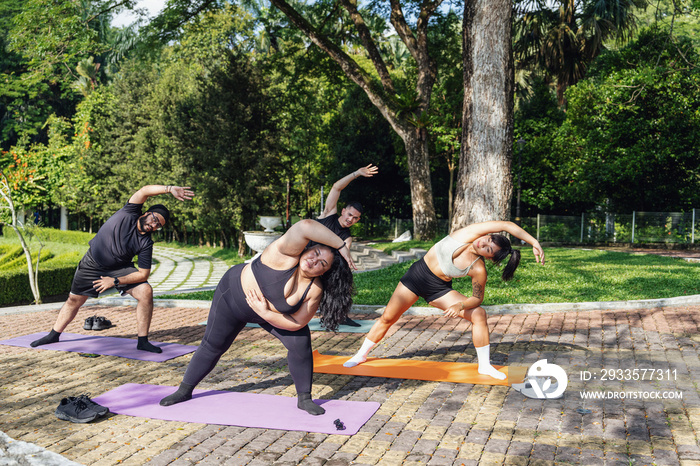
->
<box><xmin>313</xmin><ymin>351</ymin><xmax>527</xmax><ymax>386</ymax></box>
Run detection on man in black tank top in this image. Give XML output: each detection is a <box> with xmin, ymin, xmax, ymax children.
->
<box><xmin>316</xmin><ymin>164</ymin><xmax>378</xmax><ymax>250</ymax></box>
<box><xmin>30</xmin><ymin>185</ymin><xmax>194</xmax><ymax>353</ymax></box>
<box><xmin>316</xmin><ymin>165</ymin><xmax>377</xmax><ymax>327</ymax></box>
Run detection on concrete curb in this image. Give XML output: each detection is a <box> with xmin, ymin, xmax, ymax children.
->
<box><xmin>28</xmin><ymin>293</ymin><xmax>698</xmax><ymax>318</ymax></box>
<box><xmin>0</xmin><ymin>298</ymin><xmax>106</xmax><ymax>316</ymax></box>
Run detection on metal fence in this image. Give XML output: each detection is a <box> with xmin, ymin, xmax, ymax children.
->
<box><xmin>523</xmin><ymin>210</ymin><xmax>699</xmax><ymax>244</ymax></box>
<box><xmin>360</xmin><ymin>209</ymin><xmax>700</xmax><ymax>244</ymax></box>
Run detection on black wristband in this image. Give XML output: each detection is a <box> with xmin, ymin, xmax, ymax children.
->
<box><xmin>337</xmin><ymin>243</ymin><xmax>347</xmax><ymax>251</ymax></box>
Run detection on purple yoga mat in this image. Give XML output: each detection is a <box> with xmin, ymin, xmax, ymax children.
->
<box><xmin>0</xmin><ymin>332</ymin><xmax>196</xmax><ymax>362</ymax></box>
<box><xmin>93</xmin><ymin>383</ymin><xmax>380</xmax><ymax>435</ymax></box>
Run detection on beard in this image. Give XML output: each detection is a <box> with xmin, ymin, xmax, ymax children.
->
<box><xmin>138</xmin><ymin>216</ymin><xmax>149</xmax><ymax>233</ymax></box>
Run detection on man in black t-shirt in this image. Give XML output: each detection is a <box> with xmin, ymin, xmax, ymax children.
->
<box><xmin>316</xmin><ymin>164</ymin><xmax>378</xmax><ymax>250</ymax></box>
<box><xmin>31</xmin><ymin>185</ymin><xmax>194</xmax><ymax>353</ymax></box>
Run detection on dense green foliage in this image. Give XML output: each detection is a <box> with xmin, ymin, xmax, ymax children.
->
<box><xmin>635</xmin><ymin>0</ymin><xmax>700</xmax><ymax>49</ymax></box>
<box><xmin>2</xmin><ymin>0</ymin><xmax>700</xmax><ymax>254</ymax></box>
<box><xmin>0</xmin><ymin>0</ymin><xmax>137</xmax><ymax>148</ymax></box>
<box><xmin>1</xmin><ymin>0</ymin><xmax>416</xmax><ymax>250</ymax></box>
<box><xmin>514</xmin><ymin>26</ymin><xmax>700</xmax><ymax>215</ymax></box>
<box><xmin>557</xmin><ymin>29</ymin><xmax>700</xmax><ymax>212</ymax></box>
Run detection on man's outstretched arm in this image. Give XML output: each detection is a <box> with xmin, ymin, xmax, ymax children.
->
<box><xmin>319</xmin><ymin>164</ymin><xmax>378</xmax><ymax>218</ymax></box>
<box><xmin>128</xmin><ymin>185</ymin><xmax>195</xmax><ymax>205</ymax></box>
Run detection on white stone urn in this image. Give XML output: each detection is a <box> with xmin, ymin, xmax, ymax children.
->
<box><xmin>259</xmin><ymin>215</ymin><xmax>282</xmax><ymax>232</ymax></box>
<box><xmin>243</xmin><ymin>231</ymin><xmax>281</xmax><ymax>262</ymax></box>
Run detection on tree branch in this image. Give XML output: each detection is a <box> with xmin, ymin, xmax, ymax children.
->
<box><xmin>388</xmin><ymin>0</ymin><xmax>419</xmax><ymax>59</ymax></box>
<box><xmin>338</xmin><ymin>0</ymin><xmax>395</xmax><ymax>94</ymax></box>
<box><xmin>388</xmin><ymin>0</ymin><xmax>440</xmax><ymax>111</ymax></box>
<box><xmin>85</xmin><ymin>0</ymin><xmax>134</xmax><ymax>25</ymax></box>
<box><xmin>269</xmin><ymin>0</ymin><xmax>408</xmax><ymax>135</ymax></box>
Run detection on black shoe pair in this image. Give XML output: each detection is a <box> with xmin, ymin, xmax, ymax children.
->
<box><xmin>84</xmin><ymin>316</ymin><xmax>112</xmax><ymax>331</ymax></box>
<box><xmin>55</xmin><ymin>395</ymin><xmax>109</xmax><ymax>423</ymax></box>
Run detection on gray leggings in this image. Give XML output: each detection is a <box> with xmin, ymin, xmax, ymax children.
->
<box><xmin>183</xmin><ymin>264</ymin><xmax>314</xmax><ymax>393</ymax></box>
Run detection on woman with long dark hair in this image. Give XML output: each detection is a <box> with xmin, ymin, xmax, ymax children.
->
<box><xmin>160</xmin><ymin>219</ymin><xmax>354</xmax><ymax>415</ymax></box>
<box><xmin>344</xmin><ymin>221</ymin><xmax>544</xmax><ymax>379</ymax></box>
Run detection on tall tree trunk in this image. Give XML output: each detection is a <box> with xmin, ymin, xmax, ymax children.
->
<box><xmin>452</xmin><ymin>0</ymin><xmax>514</xmax><ymax>230</ymax></box>
<box><xmin>219</xmin><ymin>229</ymin><xmax>226</xmax><ymax>248</ymax></box>
<box><xmin>447</xmin><ymin>148</ymin><xmax>456</xmax><ymax>223</ymax></box>
<box><xmin>404</xmin><ymin>129</ymin><xmax>437</xmax><ymax>239</ymax></box>
<box><xmin>237</xmin><ymin>231</ymin><xmax>246</xmax><ymax>258</ymax></box>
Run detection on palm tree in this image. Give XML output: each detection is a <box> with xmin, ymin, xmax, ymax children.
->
<box><xmin>514</xmin><ymin>0</ymin><xmax>647</xmax><ymax>105</ymax></box>
<box><xmin>72</xmin><ymin>57</ymin><xmax>101</xmax><ymax>96</ymax></box>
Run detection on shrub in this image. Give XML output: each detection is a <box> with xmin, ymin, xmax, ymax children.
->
<box><xmin>0</xmin><ymin>250</ymin><xmax>55</xmax><ymax>271</ymax></box>
<box><xmin>0</xmin><ymin>250</ymin><xmax>82</xmax><ymax>305</ymax></box>
<box><xmin>2</xmin><ymin>227</ymin><xmax>95</xmax><ymax>245</ymax></box>
<box><xmin>0</xmin><ymin>245</ymin><xmax>24</xmax><ymax>266</ymax></box>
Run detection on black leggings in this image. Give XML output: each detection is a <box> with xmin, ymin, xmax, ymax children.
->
<box><xmin>183</xmin><ymin>263</ymin><xmax>314</xmax><ymax>393</ymax></box>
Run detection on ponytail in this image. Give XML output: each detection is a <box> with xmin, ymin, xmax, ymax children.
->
<box><xmin>501</xmin><ymin>249</ymin><xmax>521</xmax><ymax>281</ymax></box>
<box><xmin>490</xmin><ymin>234</ymin><xmax>521</xmax><ymax>281</ymax></box>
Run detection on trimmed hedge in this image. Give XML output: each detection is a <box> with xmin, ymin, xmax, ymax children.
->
<box><xmin>0</xmin><ymin>245</ymin><xmax>24</xmax><ymax>266</ymax></box>
<box><xmin>0</xmin><ymin>250</ymin><xmax>55</xmax><ymax>271</ymax></box>
<box><xmin>0</xmin><ymin>227</ymin><xmax>91</xmax><ymax>304</ymax></box>
<box><xmin>0</xmin><ymin>251</ymin><xmax>81</xmax><ymax>306</ymax></box>
<box><xmin>2</xmin><ymin>227</ymin><xmax>95</xmax><ymax>245</ymax></box>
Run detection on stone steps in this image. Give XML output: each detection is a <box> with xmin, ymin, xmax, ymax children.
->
<box><xmin>350</xmin><ymin>243</ymin><xmax>427</xmax><ymax>272</ymax></box>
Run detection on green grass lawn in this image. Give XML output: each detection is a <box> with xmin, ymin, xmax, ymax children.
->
<box><xmin>355</xmin><ymin>248</ymin><xmax>700</xmax><ymax>305</ymax></box>
<box><xmin>157</xmin><ymin>247</ymin><xmax>700</xmax><ymax>305</ymax></box>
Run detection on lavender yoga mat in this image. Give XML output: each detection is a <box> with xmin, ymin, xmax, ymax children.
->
<box><xmin>0</xmin><ymin>332</ymin><xmax>196</xmax><ymax>362</ymax></box>
<box><xmin>93</xmin><ymin>383</ymin><xmax>379</xmax><ymax>435</ymax></box>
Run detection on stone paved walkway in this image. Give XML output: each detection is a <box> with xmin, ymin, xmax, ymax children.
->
<box><xmin>150</xmin><ymin>246</ymin><xmax>230</xmax><ymax>293</ymax></box>
<box><xmin>2</xmin><ymin>245</ymin><xmax>700</xmax><ymax>465</ymax></box>
<box><xmin>1</xmin><ymin>303</ymin><xmax>699</xmax><ymax>465</ymax></box>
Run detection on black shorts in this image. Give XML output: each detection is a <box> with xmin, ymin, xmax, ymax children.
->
<box><xmin>399</xmin><ymin>257</ymin><xmax>453</xmax><ymax>303</ymax></box>
<box><xmin>70</xmin><ymin>250</ymin><xmax>147</xmax><ymax>298</ymax></box>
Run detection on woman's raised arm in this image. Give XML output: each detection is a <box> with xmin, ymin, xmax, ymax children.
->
<box><xmin>269</xmin><ymin>219</ymin><xmax>356</xmax><ymax>269</ymax></box>
<box><xmin>453</xmin><ymin>221</ymin><xmax>544</xmax><ymax>265</ymax></box>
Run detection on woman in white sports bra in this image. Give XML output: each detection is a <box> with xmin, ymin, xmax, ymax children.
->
<box><xmin>344</xmin><ymin>221</ymin><xmax>544</xmax><ymax>380</ymax></box>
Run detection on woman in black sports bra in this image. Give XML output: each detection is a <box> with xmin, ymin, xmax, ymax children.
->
<box><xmin>160</xmin><ymin>220</ymin><xmax>355</xmax><ymax>415</ymax></box>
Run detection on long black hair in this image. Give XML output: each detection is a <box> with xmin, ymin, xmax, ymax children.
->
<box><xmin>317</xmin><ymin>250</ymin><xmax>354</xmax><ymax>331</ymax></box>
<box><xmin>490</xmin><ymin>234</ymin><xmax>521</xmax><ymax>281</ymax></box>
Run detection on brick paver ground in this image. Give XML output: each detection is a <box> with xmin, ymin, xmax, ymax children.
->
<box><xmin>1</xmin><ymin>304</ymin><xmax>699</xmax><ymax>465</ymax></box>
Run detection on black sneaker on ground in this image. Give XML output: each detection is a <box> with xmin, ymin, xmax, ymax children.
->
<box><xmin>83</xmin><ymin>316</ymin><xmax>95</xmax><ymax>330</ymax></box>
<box><xmin>92</xmin><ymin>317</ymin><xmax>112</xmax><ymax>331</ymax></box>
<box><xmin>55</xmin><ymin>397</ymin><xmax>99</xmax><ymax>423</ymax></box>
<box><xmin>74</xmin><ymin>394</ymin><xmax>109</xmax><ymax>417</ymax></box>
<box><xmin>343</xmin><ymin>317</ymin><xmax>362</xmax><ymax>327</ymax></box>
